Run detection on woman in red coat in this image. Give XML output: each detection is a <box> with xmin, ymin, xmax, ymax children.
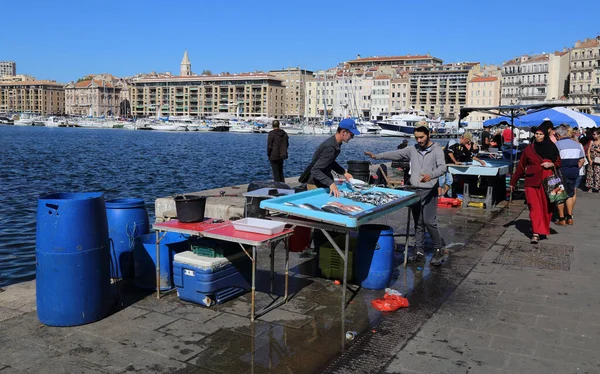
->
<box><xmin>510</xmin><ymin>126</ymin><xmax>561</xmax><ymax>243</ymax></box>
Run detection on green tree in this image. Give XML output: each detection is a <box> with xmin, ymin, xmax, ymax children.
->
<box><xmin>201</xmin><ymin>69</ymin><xmax>212</xmax><ymax>75</ymax></box>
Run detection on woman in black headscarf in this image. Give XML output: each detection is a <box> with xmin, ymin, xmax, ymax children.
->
<box><xmin>510</xmin><ymin>126</ymin><xmax>560</xmax><ymax>243</ymax></box>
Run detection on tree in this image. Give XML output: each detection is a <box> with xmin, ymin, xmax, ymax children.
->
<box><xmin>201</xmin><ymin>70</ymin><xmax>212</xmax><ymax>75</ymax></box>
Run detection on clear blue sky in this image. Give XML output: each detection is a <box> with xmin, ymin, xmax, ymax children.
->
<box><xmin>3</xmin><ymin>0</ymin><xmax>599</xmax><ymax>83</ymax></box>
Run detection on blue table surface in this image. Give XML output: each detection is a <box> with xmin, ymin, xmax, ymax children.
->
<box><xmin>260</xmin><ymin>185</ymin><xmax>419</xmax><ymax>228</ymax></box>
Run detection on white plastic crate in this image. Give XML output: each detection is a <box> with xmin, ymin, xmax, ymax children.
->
<box><xmin>232</xmin><ymin>218</ymin><xmax>285</xmax><ymax>235</ymax></box>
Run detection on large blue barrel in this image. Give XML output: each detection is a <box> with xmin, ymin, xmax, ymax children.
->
<box><xmin>357</xmin><ymin>224</ymin><xmax>395</xmax><ymax>290</ymax></box>
<box><xmin>106</xmin><ymin>198</ymin><xmax>150</xmax><ymax>279</ymax></box>
<box><xmin>133</xmin><ymin>233</ymin><xmax>189</xmax><ymax>290</ymax></box>
<box><xmin>36</xmin><ymin>192</ymin><xmax>110</xmax><ymax>326</ymax></box>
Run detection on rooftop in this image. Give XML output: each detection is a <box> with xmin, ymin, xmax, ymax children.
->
<box><xmin>471</xmin><ymin>76</ymin><xmax>498</xmax><ymax>83</ymax></box>
<box><xmin>347</xmin><ymin>54</ymin><xmax>441</xmax><ymax>63</ymax></box>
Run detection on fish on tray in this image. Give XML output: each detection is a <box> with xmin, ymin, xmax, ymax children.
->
<box><xmin>284</xmin><ymin>202</ymin><xmax>323</xmax><ymax>211</ymax></box>
<box><xmin>321</xmin><ymin>205</ymin><xmax>353</xmax><ymax>216</ymax></box>
<box><xmin>324</xmin><ymin>201</ymin><xmax>364</xmax><ymax>213</ymax></box>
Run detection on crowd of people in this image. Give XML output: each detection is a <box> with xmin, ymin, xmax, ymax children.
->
<box><xmin>509</xmin><ymin>122</ymin><xmax>599</xmax><ymax>244</ymax></box>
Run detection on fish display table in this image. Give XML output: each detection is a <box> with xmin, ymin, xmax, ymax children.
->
<box><xmin>446</xmin><ymin>160</ymin><xmax>510</xmax><ymax>209</ymax></box>
<box><xmin>260</xmin><ymin>185</ymin><xmax>419</xmax><ymax>347</ymax></box>
<box><xmin>152</xmin><ymin>218</ymin><xmax>294</xmax><ymax>321</ymax></box>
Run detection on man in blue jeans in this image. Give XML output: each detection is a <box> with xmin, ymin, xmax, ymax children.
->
<box><xmin>554</xmin><ymin>125</ymin><xmax>585</xmax><ymax>225</ymax></box>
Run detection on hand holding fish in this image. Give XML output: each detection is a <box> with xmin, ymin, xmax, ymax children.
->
<box><xmin>329</xmin><ymin>183</ymin><xmax>341</xmax><ymax>198</ymax></box>
<box><xmin>364</xmin><ymin>151</ymin><xmax>377</xmax><ymax>160</ymax></box>
<box><xmin>344</xmin><ymin>172</ymin><xmax>353</xmax><ymax>181</ymax></box>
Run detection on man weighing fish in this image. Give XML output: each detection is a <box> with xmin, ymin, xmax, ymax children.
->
<box><xmin>364</xmin><ymin>126</ymin><xmax>447</xmax><ymax>266</ymax></box>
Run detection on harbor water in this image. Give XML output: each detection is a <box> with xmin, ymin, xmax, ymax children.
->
<box><xmin>0</xmin><ymin>126</ymin><xmax>445</xmax><ymax>287</ymax></box>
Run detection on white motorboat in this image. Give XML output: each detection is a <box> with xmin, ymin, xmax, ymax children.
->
<box><xmin>43</xmin><ymin>116</ymin><xmax>66</xmax><ymax>127</ymax></box>
<box><xmin>378</xmin><ymin>109</ymin><xmax>428</xmax><ymax>137</ymax></box>
<box><xmin>357</xmin><ymin>121</ymin><xmax>381</xmax><ymax>135</ymax></box>
<box><xmin>13</xmin><ymin>113</ymin><xmax>34</xmax><ymax>126</ymax></box>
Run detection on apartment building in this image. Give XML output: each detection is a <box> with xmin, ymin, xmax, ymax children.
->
<box><xmin>0</xmin><ymin>61</ymin><xmax>16</xmax><ymax>77</ymax></box>
<box><xmin>409</xmin><ymin>62</ymin><xmax>481</xmax><ymax>121</ymax></box>
<box><xmin>569</xmin><ymin>37</ymin><xmax>600</xmax><ymax>113</ymax></box>
<box><xmin>332</xmin><ymin>69</ymin><xmax>373</xmax><ymax>119</ymax></box>
<box><xmin>0</xmin><ymin>80</ymin><xmax>65</xmax><ymax>115</ymax></box>
<box><xmin>304</xmin><ymin>69</ymin><xmax>336</xmax><ymax>119</ymax></box>
<box><xmin>389</xmin><ymin>73</ymin><xmax>410</xmax><ymax>114</ymax></box>
<box><xmin>129</xmin><ymin>73</ymin><xmax>285</xmax><ymax>119</ymax></box>
<box><xmin>345</xmin><ymin>54</ymin><xmax>443</xmax><ymax>72</ymax></box>
<box><xmin>465</xmin><ymin>76</ymin><xmax>500</xmax><ymax>122</ymax></box>
<box><xmin>65</xmin><ymin>75</ymin><xmax>123</xmax><ymax>116</ymax></box>
<box><xmin>501</xmin><ymin>52</ymin><xmax>569</xmax><ymax>106</ymax></box>
<box><xmin>267</xmin><ymin>68</ymin><xmax>312</xmax><ymax>118</ymax></box>
<box><xmin>0</xmin><ymin>74</ymin><xmax>35</xmax><ymax>83</ymax></box>
<box><xmin>371</xmin><ymin>75</ymin><xmax>390</xmax><ymax>120</ymax></box>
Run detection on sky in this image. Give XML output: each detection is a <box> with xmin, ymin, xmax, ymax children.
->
<box><xmin>3</xmin><ymin>0</ymin><xmax>600</xmax><ymax>83</ymax></box>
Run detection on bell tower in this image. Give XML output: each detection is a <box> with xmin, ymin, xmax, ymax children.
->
<box><xmin>180</xmin><ymin>50</ymin><xmax>191</xmax><ymax>76</ymax></box>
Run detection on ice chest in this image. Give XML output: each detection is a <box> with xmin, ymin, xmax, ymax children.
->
<box><xmin>173</xmin><ymin>250</ymin><xmax>251</xmax><ymax>307</ymax></box>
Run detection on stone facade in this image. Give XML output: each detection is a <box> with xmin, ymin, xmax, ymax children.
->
<box><xmin>0</xmin><ymin>61</ymin><xmax>16</xmax><ymax>77</ymax></box>
<box><xmin>0</xmin><ymin>80</ymin><xmax>65</xmax><ymax>115</ymax></box>
<box><xmin>569</xmin><ymin>37</ymin><xmax>600</xmax><ymax>113</ymax></box>
<box><xmin>65</xmin><ymin>76</ymin><xmax>122</xmax><ymax>117</ymax></box>
<box><xmin>129</xmin><ymin>73</ymin><xmax>285</xmax><ymax>119</ymax></box>
<box><xmin>267</xmin><ymin>68</ymin><xmax>312</xmax><ymax>118</ymax></box>
<box><xmin>304</xmin><ymin>69</ymin><xmax>336</xmax><ymax>119</ymax></box>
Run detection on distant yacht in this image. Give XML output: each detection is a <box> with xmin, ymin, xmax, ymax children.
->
<box><xmin>378</xmin><ymin>109</ymin><xmax>428</xmax><ymax>137</ymax></box>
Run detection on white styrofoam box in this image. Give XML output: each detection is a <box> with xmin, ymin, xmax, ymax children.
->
<box><xmin>232</xmin><ymin>218</ymin><xmax>285</xmax><ymax>235</ymax></box>
<box><xmin>174</xmin><ymin>251</ymin><xmax>246</xmax><ymax>271</ymax></box>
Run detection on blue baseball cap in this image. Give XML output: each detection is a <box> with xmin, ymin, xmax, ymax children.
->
<box><xmin>339</xmin><ymin>118</ymin><xmax>360</xmax><ymax>136</ymax></box>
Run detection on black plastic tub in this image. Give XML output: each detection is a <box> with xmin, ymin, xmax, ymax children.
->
<box><xmin>174</xmin><ymin>195</ymin><xmax>206</xmax><ymax>223</ymax></box>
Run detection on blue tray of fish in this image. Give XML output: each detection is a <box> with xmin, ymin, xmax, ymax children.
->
<box><xmin>260</xmin><ymin>185</ymin><xmax>419</xmax><ymax>228</ymax></box>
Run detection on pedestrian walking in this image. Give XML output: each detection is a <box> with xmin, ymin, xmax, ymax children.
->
<box><xmin>510</xmin><ymin>126</ymin><xmax>561</xmax><ymax>243</ymax></box>
<box><xmin>586</xmin><ymin>129</ymin><xmax>600</xmax><ymax>192</ymax></box>
<box><xmin>267</xmin><ymin>120</ymin><xmax>289</xmax><ymax>183</ymax></box>
<box><xmin>554</xmin><ymin>125</ymin><xmax>585</xmax><ymax>225</ymax></box>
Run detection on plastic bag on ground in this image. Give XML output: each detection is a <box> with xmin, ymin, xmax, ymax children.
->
<box><xmin>371</xmin><ymin>292</ymin><xmax>409</xmax><ymax>312</ymax></box>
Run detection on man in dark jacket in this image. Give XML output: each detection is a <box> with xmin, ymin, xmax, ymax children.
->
<box><xmin>308</xmin><ymin>118</ymin><xmax>360</xmax><ymax>197</ymax></box>
<box><xmin>267</xmin><ymin>120</ymin><xmax>289</xmax><ymax>182</ymax></box>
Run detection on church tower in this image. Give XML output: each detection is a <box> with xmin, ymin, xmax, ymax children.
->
<box><xmin>180</xmin><ymin>50</ymin><xmax>191</xmax><ymax>76</ymax></box>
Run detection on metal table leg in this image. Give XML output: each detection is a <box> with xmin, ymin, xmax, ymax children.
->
<box><xmin>156</xmin><ymin>231</ymin><xmax>160</xmax><ymax>299</ymax></box>
<box><xmin>341</xmin><ymin>232</ymin><xmax>349</xmax><ymax>349</ymax></box>
<box><xmin>251</xmin><ymin>245</ymin><xmax>257</xmax><ymax>321</ymax></box>
<box><xmin>403</xmin><ymin>208</ymin><xmax>412</xmax><ymax>267</ymax></box>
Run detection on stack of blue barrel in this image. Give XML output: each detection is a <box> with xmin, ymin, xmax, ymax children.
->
<box><xmin>36</xmin><ymin>194</ymin><xmax>155</xmax><ymax>326</ymax></box>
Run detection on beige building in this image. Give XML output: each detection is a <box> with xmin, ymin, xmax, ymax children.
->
<box><xmin>0</xmin><ymin>61</ymin><xmax>16</xmax><ymax>77</ymax></box>
<box><xmin>268</xmin><ymin>67</ymin><xmax>312</xmax><ymax>118</ymax></box>
<box><xmin>332</xmin><ymin>69</ymin><xmax>374</xmax><ymax>119</ymax></box>
<box><xmin>65</xmin><ymin>75</ymin><xmax>122</xmax><ymax>117</ymax></box>
<box><xmin>409</xmin><ymin>62</ymin><xmax>481</xmax><ymax>121</ymax></box>
<box><xmin>345</xmin><ymin>54</ymin><xmax>443</xmax><ymax>72</ymax></box>
<box><xmin>371</xmin><ymin>75</ymin><xmax>390</xmax><ymax>120</ymax></box>
<box><xmin>129</xmin><ymin>73</ymin><xmax>285</xmax><ymax>119</ymax></box>
<box><xmin>465</xmin><ymin>76</ymin><xmax>501</xmax><ymax>122</ymax></box>
<box><xmin>501</xmin><ymin>52</ymin><xmax>569</xmax><ymax>106</ymax></box>
<box><xmin>569</xmin><ymin>37</ymin><xmax>600</xmax><ymax>113</ymax></box>
<box><xmin>304</xmin><ymin>69</ymin><xmax>336</xmax><ymax>119</ymax></box>
<box><xmin>389</xmin><ymin>73</ymin><xmax>410</xmax><ymax>114</ymax></box>
<box><xmin>0</xmin><ymin>80</ymin><xmax>65</xmax><ymax>115</ymax></box>
<box><xmin>0</xmin><ymin>74</ymin><xmax>35</xmax><ymax>83</ymax></box>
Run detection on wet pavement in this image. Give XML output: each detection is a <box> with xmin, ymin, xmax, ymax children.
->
<box><xmin>0</xmin><ymin>202</ymin><xmax>508</xmax><ymax>374</ymax></box>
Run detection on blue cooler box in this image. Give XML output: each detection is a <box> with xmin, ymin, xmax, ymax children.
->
<box><xmin>173</xmin><ymin>251</ymin><xmax>251</xmax><ymax>307</ymax></box>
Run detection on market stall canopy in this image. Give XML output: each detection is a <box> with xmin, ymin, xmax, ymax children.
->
<box><xmin>482</xmin><ymin>106</ymin><xmax>600</xmax><ymax>128</ymax></box>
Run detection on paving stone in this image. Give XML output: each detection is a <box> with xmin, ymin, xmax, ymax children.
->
<box><xmin>278</xmin><ymin>296</ymin><xmax>318</xmax><ymax>314</ymax></box>
<box><xmin>157</xmin><ymin>318</ymin><xmax>210</xmax><ymax>341</ymax></box>
<box><xmin>0</xmin><ymin>341</ymin><xmax>60</xmax><ymax>371</ymax></box>
<box><xmin>257</xmin><ymin>308</ymin><xmax>314</xmax><ymax>329</ymax></box>
<box><xmin>535</xmin><ymin>316</ymin><xmax>580</xmax><ymax>334</ymax></box>
<box><xmin>534</xmin><ymin>342</ymin><xmax>598</xmax><ymax>366</ymax></box>
<box><xmin>496</xmin><ymin>310</ymin><xmax>538</xmax><ymax>327</ymax></box>
<box><xmin>211</xmin><ymin>299</ymin><xmax>251</xmax><ymax>317</ymax></box>
<box><xmin>112</xmin><ymin>328</ymin><xmax>166</xmax><ymax>349</ymax></box>
<box><xmin>185</xmin><ymin>330</ymin><xmax>271</xmax><ymax>373</ymax></box>
<box><xmin>490</xmin><ymin>335</ymin><xmax>536</xmax><ymax>355</ymax></box>
<box><xmin>517</xmin><ymin>326</ymin><xmax>563</xmax><ymax>346</ymax></box>
<box><xmin>130</xmin><ymin>311</ymin><xmax>179</xmax><ymax>330</ymax></box>
<box><xmin>505</xmin><ymin>353</ymin><xmax>592</xmax><ymax>374</ymax></box>
<box><xmin>385</xmin><ymin>351</ymin><xmax>469</xmax><ymax>374</ymax></box>
<box><xmin>21</xmin><ymin>354</ymin><xmax>111</xmax><ymax>374</ymax></box>
<box><xmin>167</xmin><ymin>303</ymin><xmax>221</xmax><ymax>324</ymax></box>
<box><xmin>0</xmin><ymin>307</ymin><xmax>25</xmax><ymax>322</ymax></box>
<box><xmin>142</xmin><ymin>332</ymin><xmax>207</xmax><ymax>362</ymax></box>
<box><xmin>199</xmin><ymin>313</ymin><xmax>273</xmax><ymax>337</ymax></box>
<box><xmin>448</xmin><ymin>328</ymin><xmax>493</xmax><ymax>348</ymax></box>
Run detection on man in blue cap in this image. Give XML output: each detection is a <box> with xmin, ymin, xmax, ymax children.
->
<box><xmin>304</xmin><ymin>118</ymin><xmax>360</xmax><ymax>198</ymax></box>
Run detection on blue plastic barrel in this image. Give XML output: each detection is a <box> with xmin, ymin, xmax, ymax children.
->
<box><xmin>357</xmin><ymin>224</ymin><xmax>395</xmax><ymax>290</ymax></box>
<box><xmin>36</xmin><ymin>192</ymin><xmax>110</xmax><ymax>326</ymax></box>
<box><xmin>106</xmin><ymin>198</ymin><xmax>150</xmax><ymax>279</ymax></box>
<box><xmin>133</xmin><ymin>232</ymin><xmax>189</xmax><ymax>290</ymax></box>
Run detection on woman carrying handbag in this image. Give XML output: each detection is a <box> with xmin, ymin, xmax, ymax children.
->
<box><xmin>510</xmin><ymin>127</ymin><xmax>561</xmax><ymax>244</ymax></box>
